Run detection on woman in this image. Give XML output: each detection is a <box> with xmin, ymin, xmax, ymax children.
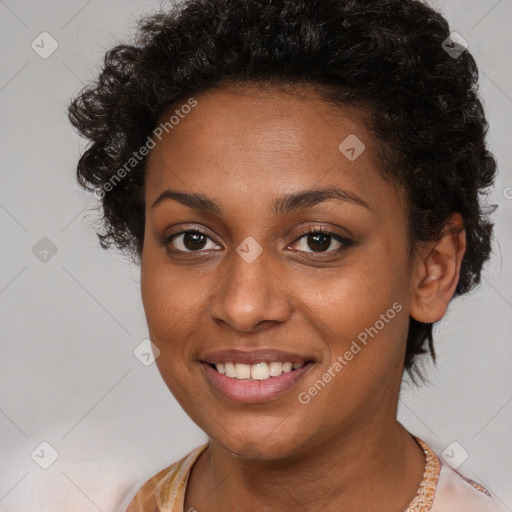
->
<box><xmin>68</xmin><ymin>0</ymin><xmax>503</xmax><ymax>510</ymax></box>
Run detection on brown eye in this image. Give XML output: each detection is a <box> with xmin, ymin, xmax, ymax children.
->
<box><xmin>292</xmin><ymin>229</ymin><xmax>352</xmax><ymax>254</ymax></box>
<box><xmin>165</xmin><ymin>230</ymin><xmax>221</xmax><ymax>252</ymax></box>
<box><xmin>304</xmin><ymin>232</ymin><xmax>332</xmax><ymax>252</ymax></box>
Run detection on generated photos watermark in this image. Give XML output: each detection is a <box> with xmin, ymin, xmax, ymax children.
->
<box><xmin>94</xmin><ymin>97</ymin><xmax>198</xmax><ymax>200</ymax></box>
<box><xmin>298</xmin><ymin>301</ymin><xmax>403</xmax><ymax>405</ymax></box>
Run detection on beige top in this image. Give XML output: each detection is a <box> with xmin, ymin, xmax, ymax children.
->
<box><xmin>123</xmin><ymin>437</ymin><xmax>504</xmax><ymax>512</ymax></box>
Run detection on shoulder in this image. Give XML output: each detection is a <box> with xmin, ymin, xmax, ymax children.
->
<box><xmin>122</xmin><ymin>444</ymin><xmax>208</xmax><ymax>512</ymax></box>
<box><xmin>431</xmin><ymin>460</ymin><xmax>505</xmax><ymax>512</ymax></box>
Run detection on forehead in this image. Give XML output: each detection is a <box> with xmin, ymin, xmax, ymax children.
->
<box><xmin>144</xmin><ymin>84</ymin><xmax>401</xmax><ymax>215</ymax></box>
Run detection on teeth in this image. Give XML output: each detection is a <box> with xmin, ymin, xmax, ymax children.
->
<box><xmin>269</xmin><ymin>362</ymin><xmax>283</xmax><ymax>377</ymax></box>
<box><xmin>235</xmin><ymin>363</ymin><xmax>251</xmax><ymax>379</ymax></box>
<box><xmin>283</xmin><ymin>362</ymin><xmax>292</xmax><ymax>372</ymax></box>
<box><xmin>251</xmin><ymin>362</ymin><xmax>269</xmax><ymax>380</ymax></box>
<box><xmin>213</xmin><ymin>361</ymin><xmax>305</xmax><ymax>380</ymax></box>
<box><xmin>225</xmin><ymin>362</ymin><xmax>236</xmax><ymax>378</ymax></box>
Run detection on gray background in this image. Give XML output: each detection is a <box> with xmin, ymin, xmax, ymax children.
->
<box><xmin>0</xmin><ymin>0</ymin><xmax>511</xmax><ymax>510</ymax></box>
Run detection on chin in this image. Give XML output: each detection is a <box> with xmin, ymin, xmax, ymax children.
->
<box><xmin>210</xmin><ymin>420</ymin><xmax>313</xmax><ymax>462</ymax></box>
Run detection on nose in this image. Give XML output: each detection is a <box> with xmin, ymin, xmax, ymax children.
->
<box><xmin>208</xmin><ymin>244</ymin><xmax>292</xmax><ymax>333</ymax></box>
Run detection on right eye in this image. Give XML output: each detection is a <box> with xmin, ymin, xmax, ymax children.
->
<box><xmin>164</xmin><ymin>229</ymin><xmax>222</xmax><ymax>253</ymax></box>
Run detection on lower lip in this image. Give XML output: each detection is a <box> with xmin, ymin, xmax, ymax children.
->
<box><xmin>201</xmin><ymin>362</ymin><xmax>313</xmax><ymax>404</ymax></box>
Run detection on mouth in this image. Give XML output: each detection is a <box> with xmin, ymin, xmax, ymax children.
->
<box><xmin>206</xmin><ymin>360</ymin><xmax>310</xmax><ymax>381</ymax></box>
<box><xmin>200</xmin><ymin>350</ymin><xmax>315</xmax><ymax>404</ymax></box>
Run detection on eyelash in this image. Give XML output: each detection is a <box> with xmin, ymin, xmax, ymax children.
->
<box><xmin>162</xmin><ymin>226</ymin><xmax>353</xmax><ymax>256</ymax></box>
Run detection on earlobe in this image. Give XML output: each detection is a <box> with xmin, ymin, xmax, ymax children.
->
<box><xmin>409</xmin><ymin>213</ymin><xmax>466</xmax><ymax>324</ymax></box>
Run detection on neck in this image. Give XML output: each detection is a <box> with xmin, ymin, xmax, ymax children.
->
<box><xmin>185</xmin><ymin>420</ymin><xmax>426</xmax><ymax>512</ymax></box>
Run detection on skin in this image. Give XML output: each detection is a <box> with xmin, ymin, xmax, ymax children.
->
<box><xmin>140</xmin><ymin>84</ymin><xmax>466</xmax><ymax>512</ymax></box>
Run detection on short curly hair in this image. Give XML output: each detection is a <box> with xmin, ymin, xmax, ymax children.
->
<box><xmin>68</xmin><ymin>0</ymin><xmax>497</xmax><ymax>378</ymax></box>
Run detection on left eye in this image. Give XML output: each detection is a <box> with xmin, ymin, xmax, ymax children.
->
<box><xmin>291</xmin><ymin>230</ymin><xmax>349</xmax><ymax>253</ymax></box>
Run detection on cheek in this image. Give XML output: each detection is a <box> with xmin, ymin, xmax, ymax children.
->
<box><xmin>291</xmin><ymin>262</ymin><xmax>409</xmax><ymax>424</ymax></box>
<box><xmin>140</xmin><ymin>249</ymin><xmax>203</xmax><ymax>355</ymax></box>
<box><xmin>140</xmin><ymin>256</ymin><xmax>206</xmax><ymax>406</ymax></box>
<box><xmin>297</xmin><ymin>236</ymin><xmax>411</xmax><ymax>368</ymax></box>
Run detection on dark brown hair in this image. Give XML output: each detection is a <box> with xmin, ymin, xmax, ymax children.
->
<box><xmin>68</xmin><ymin>0</ymin><xmax>497</xmax><ymax>378</ymax></box>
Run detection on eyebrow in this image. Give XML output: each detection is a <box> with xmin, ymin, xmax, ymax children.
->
<box><xmin>151</xmin><ymin>186</ymin><xmax>371</xmax><ymax>215</ymax></box>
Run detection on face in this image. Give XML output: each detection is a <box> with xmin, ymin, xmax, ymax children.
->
<box><xmin>141</xmin><ymin>85</ymin><xmax>416</xmax><ymax>460</ymax></box>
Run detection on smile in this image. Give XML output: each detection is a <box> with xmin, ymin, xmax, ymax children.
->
<box><xmin>201</xmin><ymin>353</ymin><xmax>314</xmax><ymax>404</ymax></box>
<box><xmin>212</xmin><ymin>361</ymin><xmax>306</xmax><ymax>380</ymax></box>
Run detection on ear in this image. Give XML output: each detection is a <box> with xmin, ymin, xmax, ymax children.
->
<box><xmin>409</xmin><ymin>213</ymin><xmax>466</xmax><ymax>324</ymax></box>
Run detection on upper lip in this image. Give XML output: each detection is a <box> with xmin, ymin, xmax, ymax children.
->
<box><xmin>201</xmin><ymin>349</ymin><xmax>313</xmax><ymax>365</ymax></box>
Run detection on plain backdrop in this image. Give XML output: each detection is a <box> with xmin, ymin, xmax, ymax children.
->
<box><xmin>1</xmin><ymin>0</ymin><xmax>511</xmax><ymax>511</ymax></box>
